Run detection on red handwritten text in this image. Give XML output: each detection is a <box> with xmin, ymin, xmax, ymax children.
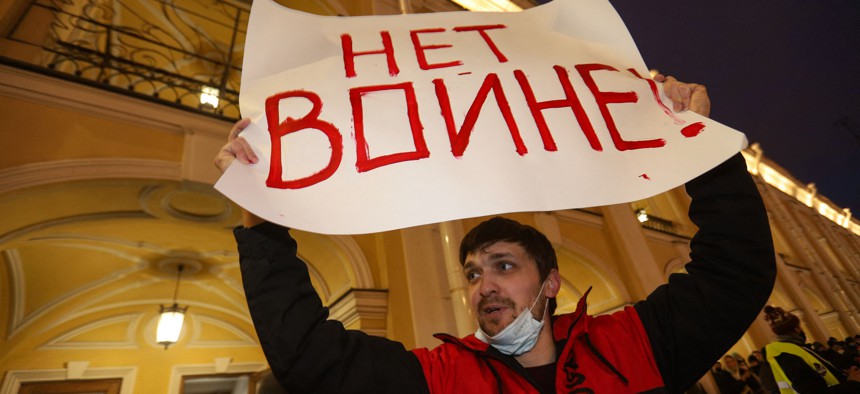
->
<box><xmin>266</xmin><ymin>26</ymin><xmax>694</xmax><ymax>189</ymax></box>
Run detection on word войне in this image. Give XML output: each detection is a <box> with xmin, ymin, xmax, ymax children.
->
<box><xmin>265</xmin><ymin>25</ymin><xmax>702</xmax><ymax>189</ymax></box>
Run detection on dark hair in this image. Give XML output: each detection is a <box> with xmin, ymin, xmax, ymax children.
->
<box><xmin>459</xmin><ymin>216</ymin><xmax>559</xmax><ymax>315</ymax></box>
<box><xmin>763</xmin><ymin>305</ymin><xmax>801</xmax><ymax>336</ymax></box>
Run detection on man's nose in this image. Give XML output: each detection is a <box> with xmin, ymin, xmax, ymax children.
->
<box><xmin>478</xmin><ymin>273</ymin><xmax>498</xmax><ymax>297</ymax></box>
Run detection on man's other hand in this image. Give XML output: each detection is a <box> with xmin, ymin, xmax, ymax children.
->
<box><xmin>214</xmin><ymin>118</ymin><xmax>257</xmax><ymax>173</ymax></box>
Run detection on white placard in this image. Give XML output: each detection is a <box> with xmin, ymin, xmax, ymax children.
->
<box><xmin>215</xmin><ymin>0</ymin><xmax>746</xmax><ymax>234</ymax></box>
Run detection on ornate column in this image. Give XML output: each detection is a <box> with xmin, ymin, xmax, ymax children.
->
<box><xmin>811</xmin><ymin>218</ymin><xmax>860</xmax><ymax>319</ymax></box>
<box><xmin>438</xmin><ymin>220</ymin><xmax>476</xmax><ymax>337</ymax></box>
<box><xmin>601</xmin><ymin>204</ymin><xmax>664</xmax><ymax>299</ymax></box>
<box><xmin>329</xmin><ymin>289</ymin><xmax>390</xmax><ymax>337</ymax></box>
<box><xmin>773</xmin><ymin>254</ymin><xmax>831</xmax><ymax>343</ymax></box>
<box><xmin>784</xmin><ymin>202</ymin><xmax>860</xmax><ymax>333</ymax></box>
<box><xmin>760</xmin><ymin>184</ymin><xmax>860</xmax><ymax>334</ymax></box>
<box><xmin>399</xmin><ymin>225</ymin><xmax>458</xmax><ymax>347</ymax></box>
<box><xmin>817</xmin><ymin>219</ymin><xmax>860</xmax><ymax>290</ymax></box>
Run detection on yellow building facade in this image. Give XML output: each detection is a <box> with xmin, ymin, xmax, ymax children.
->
<box><xmin>1</xmin><ymin>1</ymin><xmax>858</xmax><ymax>393</ymax></box>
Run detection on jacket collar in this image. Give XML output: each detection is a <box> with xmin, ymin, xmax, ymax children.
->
<box><xmin>434</xmin><ymin>332</ymin><xmax>489</xmax><ymax>352</ymax></box>
<box><xmin>552</xmin><ymin>287</ymin><xmax>592</xmax><ymax>341</ymax></box>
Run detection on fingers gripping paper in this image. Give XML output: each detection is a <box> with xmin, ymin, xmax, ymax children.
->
<box><xmin>215</xmin><ymin>0</ymin><xmax>747</xmax><ymax>234</ymax></box>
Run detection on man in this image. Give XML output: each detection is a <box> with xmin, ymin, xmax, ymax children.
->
<box><xmin>750</xmin><ymin>353</ymin><xmax>765</xmax><ymax>376</ymax></box>
<box><xmin>215</xmin><ymin>75</ymin><xmax>776</xmax><ymax>393</ymax></box>
<box><xmin>760</xmin><ymin>306</ymin><xmax>860</xmax><ymax>393</ymax></box>
<box><xmin>714</xmin><ymin>354</ymin><xmax>761</xmax><ymax>394</ymax></box>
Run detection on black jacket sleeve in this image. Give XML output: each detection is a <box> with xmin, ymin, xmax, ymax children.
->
<box><xmin>634</xmin><ymin>153</ymin><xmax>777</xmax><ymax>393</ymax></box>
<box><xmin>235</xmin><ymin>223</ymin><xmax>430</xmax><ymax>394</ymax></box>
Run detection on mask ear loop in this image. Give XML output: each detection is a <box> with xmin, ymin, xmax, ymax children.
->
<box><xmin>530</xmin><ymin>279</ymin><xmax>550</xmax><ymax>322</ymax></box>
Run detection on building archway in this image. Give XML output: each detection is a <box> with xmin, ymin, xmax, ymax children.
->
<box><xmin>554</xmin><ymin>239</ymin><xmax>629</xmax><ymax>315</ymax></box>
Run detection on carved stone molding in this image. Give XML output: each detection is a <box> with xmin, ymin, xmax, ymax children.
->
<box><xmin>327</xmin><ymin>288</ymin><xmax>389</xmax><ymax>337</ymax></box>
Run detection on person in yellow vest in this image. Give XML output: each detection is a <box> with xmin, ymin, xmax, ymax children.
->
<box><xmin>760</xmin><ymin>306</ymin><xmax>860</xmax><ymax>393</ymax></box>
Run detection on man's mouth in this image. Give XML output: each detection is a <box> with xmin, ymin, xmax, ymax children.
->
<box><xmin>479</xmin><ymin>298</ymin><xmax>514</xmax><ymax>317</ymax></box>
<box><xmin>483</xmin><ymin>306</ymin><xmax>507</xmax><ymax>316</ymax></box>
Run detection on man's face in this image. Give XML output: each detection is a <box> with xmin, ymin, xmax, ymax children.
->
<box><xmin>752</xmin><ymin>350</ymin><xmax>763</xmax><ymax>361</ymax></box>
<box><xmin>723</xmin><ymin>355</ymin><xmax>738</xmax><ymax>371</ymax></box>
<box><xmin>463</xmin><ymin>241</ymin><xmax>545</xmax><ymax>336</ymax></box>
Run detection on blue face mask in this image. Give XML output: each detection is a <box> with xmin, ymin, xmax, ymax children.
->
<box><xmin>475</xmin><ymin>281</ymin><xmax>548</xmax><ymax>356</ymax></box>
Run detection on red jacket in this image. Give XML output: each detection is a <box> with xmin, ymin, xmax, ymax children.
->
<box><xmin>412</xmin><ymin>290</ymin><xmax>664</xmax><ymax>393</ymax></box>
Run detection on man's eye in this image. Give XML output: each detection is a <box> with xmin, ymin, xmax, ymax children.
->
<box><xmin>499</xmin><ymin>262</ymin><xmax>513</xmax><ymax>271</ymax></box>
<box><xmin>465</xmin><ymin>271</ymin><xmax>480</xmax><ymax>281</ymax></box>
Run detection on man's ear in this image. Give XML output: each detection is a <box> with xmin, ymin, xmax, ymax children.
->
<box><xmin>546</xmin><ymin>269</ymin><xmax>561</xmax><ymax>298</ymax></box>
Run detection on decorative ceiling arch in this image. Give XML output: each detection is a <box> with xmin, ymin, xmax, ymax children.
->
<box><xmin>0</xmin><ymin>158</ymin><xmax>182</xmax><ymax>195</ymax></box>
<box><xmin>3</xmin><ymin>247</ymin><xmax>147</xmax><ymax>340</ymax></box>
<box><xmin>187</xmin><ymin>314</ymin><xmax>258</xmax><ymax>348</ymax></box>
<box><xmin>554</xmin><ymin>238</ymin><xmax>629</xmax><ymax>315</ymax></box>
<box><xmin>292</xmin><ymin>231</ymin><xmax>375</xmax><ymax>305</ymax></box>
<box><xmin>40</xmin><ymin>313</ymin><xmax>141</xmax><ymax>350</ymax></box>
<box><xmin>329</xmin><ymin>235</ymin><xmax>374</xmax><ymax>288</ymax></box>
<box><xmin>0</xmin><ymin>174</ymin><xmax>256</xmax><ymax>369</ymax></box>
<box><xmin>663</xmin><ymin>257</ymin><xmax>687</xmax><ymax>278</ymax></box>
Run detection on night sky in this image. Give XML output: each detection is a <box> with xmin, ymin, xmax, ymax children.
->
<box><xmin>602</xmin><ymin>0</ymin><xmax>860</xmax><ymax>212</ymax></box>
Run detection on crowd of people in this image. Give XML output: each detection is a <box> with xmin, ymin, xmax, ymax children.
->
<box><xmin>709</xmin><ymin>306</ymin><xmax>860</xmax><ymax>394</ymax></box>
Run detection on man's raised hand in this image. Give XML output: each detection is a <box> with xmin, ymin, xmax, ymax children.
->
<box><xmin>654</xmin><ymin>73</ymin><xmax>711</xmax><ymax>118</ymax></box>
